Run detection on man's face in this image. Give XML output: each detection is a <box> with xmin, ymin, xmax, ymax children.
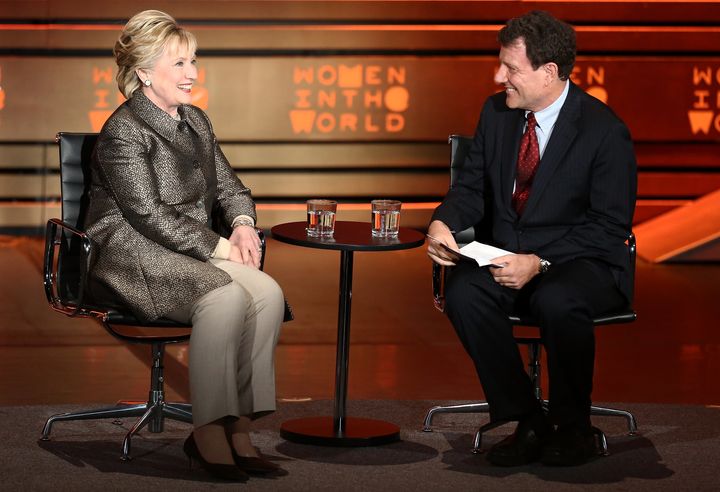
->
<box><xmin>493</xmin><ymin>38</ymin><xmax>552</xmax><ymax>112</ymax></box>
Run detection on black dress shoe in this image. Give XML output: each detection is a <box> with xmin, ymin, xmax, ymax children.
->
<box><xmin>487</xmin><ymin>415</ymin><xmax>552</xmax><ymax>467</ymax></box>
<box><xmin>183</xmin><ymin>434</ymin><xmax>249</xmax><ymax>482</ymax></box>
<box><xmin>540</xmin><ymin>425</ymin><xmax>597</xmax><ymax>466</ymax></box>
<box><xmin>230</xmin><ymin>448</ymin><xmax>288</xmax><ymax>476</ymax></box>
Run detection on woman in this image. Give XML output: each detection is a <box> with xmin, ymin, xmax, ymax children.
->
<box><xmin>84</xmin><ymin>10</ymin><xmax>285</xmax><ymax>481</ymax></box>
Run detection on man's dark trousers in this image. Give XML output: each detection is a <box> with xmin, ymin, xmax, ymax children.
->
<box><xmin>444</xmin><ymin>257</ymin><xmax>626</xmax><ymax>428</ymax></box>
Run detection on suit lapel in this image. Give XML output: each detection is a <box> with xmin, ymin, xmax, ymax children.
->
<box><xmin>520</xmin><ymin>84</ymin><xmax>581</xmax><ymax>220</ymax></box>
<box><xmin>501</xmin><ymin>110</ymin><xmax>525</xmax><ymax>212</ymax></box>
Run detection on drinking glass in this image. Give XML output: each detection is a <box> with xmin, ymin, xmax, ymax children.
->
<box><xmin>371</xmin><ymin>199</ymin><xmax>401</xmax><ymax>237</ymax></box>
<box><xmin>306</xmin><ymin>199</ymin><xmax>337</xmax><ymax>237</ymax></box>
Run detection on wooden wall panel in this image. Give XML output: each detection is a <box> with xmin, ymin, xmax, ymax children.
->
<box><xmin>0</xmin><ymin>176</ymin><xmax>44</xmax><ymax>198</ymax></box>
<box><xmin>7</xmin><ymin>167</ymin><xmax>716</xmax><ymax>204</ymax></box>
<box><xmin>3</xmin><ymin>24</ymin><xmax>718</xmax><ymax>53</ymax></box>
<box><xmin>3</xmin><ymin>141</ymin><xmax>714</xmax><ymax>173</ymax></box>
<box><xmin>2</xmin><ymin>57</ymin><xmax>720</xmax><ymax>142</ymax></box>
<box><xmin>0</xmin><ymin>202</ymin><xmax>57</xmax><ymax>228</ymax></box>
<box><xmin>219</xmin><ymin>142</ymin><xmax>447</xmax><ymax>169</ymax></box>
<box><xmin>0</xmin><ymin>144</ymin><xmax>47</xmax><ymax>168</ymax></box>
<box><xmin>638</xmin><ymin>173</ymin><xmax>720</xmax><ymax>198</ymax></box>
<box><xmin>34</xmin><ymin>170</ymin><xmax>448</xmax><ymax>199</ymax></box>
<box><xmin>2</xmin><ymin>1</ymin><xmax>720</xmax><ymax>23</ymax></box>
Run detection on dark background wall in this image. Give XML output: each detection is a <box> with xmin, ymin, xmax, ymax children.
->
<box><xmin>1</xmin><ymin>0</ymin><xmax>718</xmax><ymax>232</ymax></box>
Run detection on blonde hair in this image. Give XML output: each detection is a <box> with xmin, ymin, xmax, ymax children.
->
<box><xmin>114</xmin><ymin>10</ymin><xmax>197</xmax><ymax>98</ymax></box>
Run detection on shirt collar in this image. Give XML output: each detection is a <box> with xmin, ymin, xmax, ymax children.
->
<box><xmin>526</xmin><ymin>80</ymin><xmax>569</xmax><ymax>131</ymax></box>
<box><xmin>128</xmin><ymin>90</ymin><xmax>190</xmax><ymax>141</ymax></box>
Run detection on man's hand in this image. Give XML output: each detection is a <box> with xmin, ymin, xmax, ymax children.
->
<box><xmin>489</xmin><ymin>253</ymin><xmax>540</xmax><ymax>289</ymax></box>
<box><xmin>426</xmin><ymin>220</ymin><xmax>459</xmax><ymax>266</ymax></box>
<box><xmin>228</xmin><ymin>225</ymin><xmax>261</xmax><ymax>268</ymax></box>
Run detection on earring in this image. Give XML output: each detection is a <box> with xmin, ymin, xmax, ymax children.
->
<box><xmin>144</xmin><ymin>79</ymin><xmax>151</xmax><ymax>87</ymax></box>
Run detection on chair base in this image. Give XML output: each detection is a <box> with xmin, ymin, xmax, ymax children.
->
<box><xmin>422</xmin><ymin>402</ymin><xmax>490</xmax><ymax>432</ymax></box>
<box><xmin>40</xmin><ymin>399</ymin><xmax>192</xmax><ymax>460</ymax></box>
<box><xmin>40</xmin><ymin>341</ymin><xmax>192</xmax><ymax>461</ymax></box>
<box><xmin>422</xmin><ymin>400</ymin><xmax>637</xmax><ymax>455</ymax></box>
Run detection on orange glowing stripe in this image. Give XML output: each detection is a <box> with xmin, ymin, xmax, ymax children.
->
<box><xmin>2</xmin><ymin>23</ymin><xmax>716</xmax><ymax>34</ymax></box>
<box><xmin>650</xmin><ymin>230</ymin><xmax>720</xmax><ymax>263</ymax></box>
<box><xmin>191</xmin><ymin>24</ymin><xmax>504</xmax><ymax>31</ymax></box>
<box><xmin>0</xmin><ymin>24</ymin><xmax>120</xmax><ymax>31</ymax></box>
<box><xmin>5</xmin><ymin>201</ymin><xmax>439</xmax><ymax>207</ymax></box>
<box><xmin>579</xmin><ymin>26</ymin><xmax>720</xmax><ymax>33</ymax></box>
<box><xmin>0</xmin><ymin>23</ymin><xmax>497</xmax><ymax>32</ymax></box>
<box><xmin>0</xmin><ymin>201</ymin><xmax>62</xmax><ymax>207</ymax></box>
<box><xmin>257</xmin><ymin>202</ymin><xmax>440</xmax><ymax>211</ymax></box>
<box><xmin>549</xmin><ymin>0</ymin><xmax>718</xmax><ymax>2</ymax></box>
<box><xmin>636</xmin><ymin>199</ymin><xmax>690</xmax><ymax>206</ymax></box>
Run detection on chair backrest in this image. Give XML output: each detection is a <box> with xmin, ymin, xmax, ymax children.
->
<box><xmin>448</xmin><ymin>135</ymin><xmax>492</xmax><ymax>246</ymax></box>
<box><xmin>449</xmin><ymin>134</ymin><xmax>473</xmax><ymax>185</ymax></box>
<box><xmin>53</xmin><ymin>133</ymin><xmax>98</xmax><ymax>305</ymax></box>
<box><xmin>58</xmin><ymin>132</ymin><xmax>99</xmax><ymax>230</ymax></box>
<box><xmin>448</xmin><ymin>134</ymin><xmax>636</xmax><ymax>305</ymax></box>
<box><xmin>51</xmin><ymin>132</ymin><xmax>287</xmax><ymax>323</ymax></box>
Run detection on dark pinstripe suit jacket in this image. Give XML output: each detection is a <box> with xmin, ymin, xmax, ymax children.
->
<box><xmin>84</xmin><ymin>91</ymin><xmax>255</xmax><ymax>322</ymax></box>
<box><xmin>432</xmin><ymin>82</ymin><xmax>638</xmax><ymax>301</ymax></box>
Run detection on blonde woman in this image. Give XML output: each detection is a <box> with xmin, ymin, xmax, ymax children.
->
<box><xmin>84</xmin><ymin>10</ymin><xmax>285</xmax><ymax>481</ymax></box>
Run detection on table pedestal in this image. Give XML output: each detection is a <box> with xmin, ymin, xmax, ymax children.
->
<box><xmin>280</xmin><ymin>249</ymin><xmax>400</xmax><ymax>446</ymax></box>
<box><xmin>280</xmin><ymin>416</ymin><xmax>400</xmax><ymax>446</ymax></box>
<box><xmin>270</xmin><ymin>222</ymin><xmax>425</xmax><ymax>447</ymax></box>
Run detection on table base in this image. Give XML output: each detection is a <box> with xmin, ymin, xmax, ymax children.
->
<box><xmin>280</xmin><ymin>416</ymin><xmax>400</xmax><ymax>446</ymax></box>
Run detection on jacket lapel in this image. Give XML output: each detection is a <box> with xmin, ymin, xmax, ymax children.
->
<box><xmin>520</xmin><ymin>84</ymin><xmax>581</xmax><ymax>220</ymax></box>
<box><xmin>128</xmin><ymin>91</ymin><xmax>180</xmax><ymax>142</ymax></box>
<box><xmin>501</xmin><ymin>110</ymin><xmax>525</xmax><ymax>213</ymax></box>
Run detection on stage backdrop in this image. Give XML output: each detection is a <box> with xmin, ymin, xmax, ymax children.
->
<box><xmin>0</xmin><ymin>0</ymin><xmax>718</xmax><ymax>232</ymax></box>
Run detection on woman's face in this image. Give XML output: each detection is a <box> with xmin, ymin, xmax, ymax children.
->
<box><xmin>138</xmin><ymin>40</ymin><xmax>197</xmax><ymax>116</ymax></box>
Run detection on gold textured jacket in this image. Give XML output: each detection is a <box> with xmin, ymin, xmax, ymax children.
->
<box><xmin>84</xmin><ymin>91</ymin><xmax>255</xmax><ymax>321</ymax></box>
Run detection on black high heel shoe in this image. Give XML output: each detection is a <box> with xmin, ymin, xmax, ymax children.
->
<box><xmin>184</xmin><ymin>434</ymin><xmax>249</xmax><ymax>482</ymax></box>
<box><xmin>230</xmin><ymin>447</ymin><xmax>287</xmax><ymax>476</ymax></box>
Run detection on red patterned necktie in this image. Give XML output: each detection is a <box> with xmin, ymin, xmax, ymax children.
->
<box><xmin>512</xmin><ymin>111</ymin><xmax>540</xmax><ymax>215</ymax></box>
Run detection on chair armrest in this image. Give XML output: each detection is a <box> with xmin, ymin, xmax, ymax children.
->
<box><xmin>432</xmin><ymin>262</ymin><xmax>447</xmax><ymax>313</ymax></box>
<box><xmin>431</xmin><ymin>226</ymin><xmax>476</xmax><ymax>313</ymax></box>
<box><xmin>256</xmin><ymin>228</ymin><xmax>266</xmax><ymax>271</ymax></box>
<box><xmin>44</xmin><ymin>218</ymin><xmax>94</xmax><ymax>317</ymax></box>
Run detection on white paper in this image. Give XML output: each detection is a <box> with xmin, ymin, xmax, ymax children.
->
<box><xmin>427</xmin><ymin>234</ymin><xmax>514</xmax><ymax>268</ymax></box>
<box><xmin>458</xmin><ymin>241</ymin><xmax>514</xmax><ymax>267</ymax></box>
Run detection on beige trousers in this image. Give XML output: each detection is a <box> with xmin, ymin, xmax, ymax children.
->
<box><xmin>166</xmin><ymin>259</ymin><xmax>284</xmax><ymax>428</ymax></box>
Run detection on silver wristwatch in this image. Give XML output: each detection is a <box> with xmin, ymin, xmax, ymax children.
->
<box><xmin>538</xmin><ymin>258</ymin><xmax>551</xmax><ymax>274</ymax></box>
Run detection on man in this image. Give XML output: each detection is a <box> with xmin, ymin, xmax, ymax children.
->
<box><xmin>427</xmin><ymin>10</ymin><xmax>636</xmax><ymax>467</ymax></box>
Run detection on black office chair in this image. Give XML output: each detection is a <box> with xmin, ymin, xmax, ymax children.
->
<box><xmin>41</xmin><ymin>132</ymin><xmax>269</xmax><ymax>461</ymax></box>
<box><xmin>422</xmin><ymin>135</ymin><xmax>638</xmax><ymax>456</ymax></box>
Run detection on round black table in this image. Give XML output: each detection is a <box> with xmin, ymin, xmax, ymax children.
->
<box><xmin>271</xmin><ymin>221</ymin><xmax>426</xmax><ymax>446</ymax></box>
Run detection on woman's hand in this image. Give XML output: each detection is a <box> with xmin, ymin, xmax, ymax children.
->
<box><xmin>228</xmin><ymin>225</ymin><xmax>262</xmax><ymax>269</ymax></box>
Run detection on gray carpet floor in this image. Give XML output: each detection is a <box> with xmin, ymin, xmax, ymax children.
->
<box><xmin>1</xmin><ymin>400</ymin><xmax>718</xmax><ymax>491</ymax></box>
